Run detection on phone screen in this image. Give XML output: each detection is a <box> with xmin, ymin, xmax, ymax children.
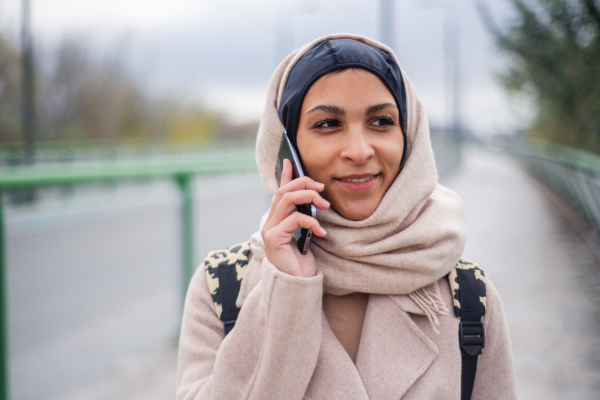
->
<box><xmin>275</xmin><ymin>132</ymin><xmax>317</xmax><ymax>254</ymax></box>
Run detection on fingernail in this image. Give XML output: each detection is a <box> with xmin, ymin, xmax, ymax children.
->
<box><xmin>316</xmin><ymin>182</ymin><xmax>325</xmax><ymax>189</ymax></box>
<box><xmin>322</xmin><ymin>198</ymin><xmax>330</xmax><ymax>207</ymax></box>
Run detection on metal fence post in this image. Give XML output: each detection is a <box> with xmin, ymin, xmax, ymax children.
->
<box><xmin>176</xmin><ymin>175</ymin><xmax>195</xmax><ymax>310</ymax></box>
<box><xmin>0</xmin><ymin>193</ymin><xmax>8</xmax><ymax>400</ymax></box>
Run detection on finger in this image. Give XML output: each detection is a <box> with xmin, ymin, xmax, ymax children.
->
<box><xmin>267</xmin><ymin>163</ymin><xmax>326</xmax><ymax>230</ymax></box>
<box><xmin>269</xmin><ymin>175</ymin><xmax>325</xmax><ymax>218</ymax></box>
<box><xmin>280</xmin><ymin>159</ymin><xmax>294</xmax><ymax>187</ymax></box>
<box><xmin>269</xmin><ymin>190</ymin><xmax>330</xmax><ymax>226</ymax></box>
<box><xmin>272</xmin><ymin>175</ymin><xmax>325</xmax><ymax>211</ymax></box>
<box><xmin>278</xmin><ymin>158</ymin><xmax>324</xmax><ymax>195</ymax></box>
<box><xmin>266</xmin><ymin>212</ymin><xmax>327</xmax><ymax>244</ymax></box>
<box><xmin>267</xmin><ymin>159</ymin><xmax>304</xmax><ymax>223</ymax></box>
<box><xmin>293</xmin><ymin>212</ymin><xmax>327</xmax><ymax>237</ymax></box>
<box><xmin>263</xmin><ymin>188</ymin><xmax>329</xmax><ymax>238</ymax></box>
<box><xmin>280</xmin><ymin>174</ymin><xmax>325</xmax><ymax>193</ymax></box>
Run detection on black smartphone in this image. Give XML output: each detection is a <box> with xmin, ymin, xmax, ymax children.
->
<box><xmin>274</xmin><ymin>132</ymin><xmax>318</xmax><ymax>255</ymax></box>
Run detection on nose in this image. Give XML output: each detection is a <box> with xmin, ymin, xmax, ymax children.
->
<box><xmin>339</xmin><ymin>126</ymin><xmax>374</xmax><ymax>164</ymax></box>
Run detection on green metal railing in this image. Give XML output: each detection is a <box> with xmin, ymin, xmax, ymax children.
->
<box><xmin>513</xmin><ymin>140</ymin><xmax>600</xmax><ymax>235</ymax></box>
<box><xmin>0</xmin><ymin>201</ymin><xmax>5</xmax><ymax>400</ymax></box>
<box><xmin>0</xmin><ymin>148</ymin><xmax>257</xmax><ymax>399</ymax></box>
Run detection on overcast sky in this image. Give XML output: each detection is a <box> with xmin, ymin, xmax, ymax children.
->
<box><xmin>0</xmin><ymin>0</ymin><xmax>523</xmax><ymax>135</ymax></box>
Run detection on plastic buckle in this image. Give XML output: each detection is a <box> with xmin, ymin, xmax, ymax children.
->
<box><xmin>223</xmin><ymin>320</ymin><xmax>237</xmax><ymax>336</ymax></box>
<box><xmin>459</xmin><ymin>321</ymin><xmax>485</xmax><ymax>356</ymax></box>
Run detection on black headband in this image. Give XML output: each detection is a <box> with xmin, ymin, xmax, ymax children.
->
<box><xmin>278</xmin><ymin>38</ymin><xmax>408</xmax><ymax>152</ymax></box>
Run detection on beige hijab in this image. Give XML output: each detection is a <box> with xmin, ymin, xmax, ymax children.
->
<box><xmin>250</xmin><ymin>34</ymin><xmax>465</xmax><ymax>312</ymax></box>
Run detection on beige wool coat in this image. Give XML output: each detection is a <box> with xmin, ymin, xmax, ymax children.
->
<box><xmin>176</xmin><ymin>254</ymin><xmax>517</xmax><ymax>399</ymax></box>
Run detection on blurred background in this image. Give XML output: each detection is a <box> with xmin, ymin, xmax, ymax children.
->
<box><xmin>1</xmin><ymin>0</ymin><xmax>600</xmax><ymax>398</ymax></box>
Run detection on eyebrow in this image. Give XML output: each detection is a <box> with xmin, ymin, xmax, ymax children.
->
<box><xmin>305</xmin><ymin>103</ymin><xmax>397</xmax><ymax>117</ymax></box>
<box><xmin>306</xmin><ymin>104</ymin><xmax>345</xmax><ymax>116</ymax></box>
<box><xmin>365</xmin><ymin>103</ymin><xmax>397</xmax><ymax>116</ymax></box>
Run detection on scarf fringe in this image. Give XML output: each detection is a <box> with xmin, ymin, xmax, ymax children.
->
<box><xmin>408</xmin><ymin>288</ymin><xmax>449</xmax><ymax>334</ymax></box>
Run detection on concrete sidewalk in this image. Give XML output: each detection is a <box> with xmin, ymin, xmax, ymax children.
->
<box><xmin>443</xmin><ymin>145</ymin><xmax>600</xmax><ymax>399</ymax></box>
<box><xmin>57</xmin><ymin>145</ymin><xmax>600</xmax><ymax>399</ymax></box>
<box><xmin>57</xmin><ymin>338</ymin><xmax>178</xmax><ymax>399</ymax></box>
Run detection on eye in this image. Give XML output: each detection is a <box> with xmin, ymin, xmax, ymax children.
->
<box><xmin>371</xmin><ymin>116</ymin><xmax>396</xmax><ymax>127</ymax></box>
<box><xmin>313</xmin><ymin>119</ymin><xmax>341</xmax><ymax>129</ymax></box>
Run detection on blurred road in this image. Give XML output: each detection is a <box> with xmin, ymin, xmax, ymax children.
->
<box><xmin>6</xmin><ymin>145</ymin><xmax>600</xmax><ymax>399</ymax></box>
<box><xmin>6</xmin><ymin>172</ymin><xmax>270</xmax><ymax>400</ymax></box>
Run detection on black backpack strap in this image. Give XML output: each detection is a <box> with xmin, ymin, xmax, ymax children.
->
<box><xmin>204</xmin><ymin>241</ymin><xmax>251</xmax><ymax>336</ymax></box>
<box><xmin>448</xmin><ymin>259</ymin><xmax>487</xmax><ymax>400</ymax></box>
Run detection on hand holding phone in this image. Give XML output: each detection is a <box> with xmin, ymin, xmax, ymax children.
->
<box><xmin>261</xmin><ymin>131</ymin><xmax>329</xmax><ymax>277</ymax></box>
<box><xmin>274</xmin><ymin>132</ymin><xmax>319</xmax><ymax>254</ymax></box>
<box><xmin>261</xmin><ymin>151</ymin><xmax>328</xmax><ymax>277</ymax></box>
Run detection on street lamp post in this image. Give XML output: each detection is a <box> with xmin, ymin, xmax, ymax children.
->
<box><xmin>21</xmin><ymin>0</ymin><xmax>35</xmax><ymax>166</ymax></box>
<box><xmin>380</xmin><ymin>0</ymin><xmax>395</xmax><ymax>49</ymax></box>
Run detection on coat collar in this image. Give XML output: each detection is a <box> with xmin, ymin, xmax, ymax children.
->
<box><xmin>304</xmin><ymin>314</ymin><xmax>371</xmax><ymax>399</ymax></box>
<box><xmin>309</xmin><ymin>292</ymin><xmax>440</xmax><ymax>399</ymax></box>
<box><xmin>356</xmin><ymin>294</ymin><xmax>439</xmax><ymax>399</ymax></box>
<box><xmin>238</xmin><ymin>255</ymin><xmax>441</xmax><ymax>398</ymax></box>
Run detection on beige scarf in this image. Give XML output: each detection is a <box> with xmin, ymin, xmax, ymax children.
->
<box><xmin>250</xmin><ymin>34</ymin><xmax>465</xmax><ymax>326</ymax></box>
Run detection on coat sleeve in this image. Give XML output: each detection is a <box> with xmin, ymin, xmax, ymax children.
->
<box><xmin>176</xmin><ymin>257</ymin><xmax>323</xmax><ymax>400</ymax></box>
<box><xmin>472</xmin><ymin>279</ymin><xmax>517</xmax><ymax>399</ymax></box>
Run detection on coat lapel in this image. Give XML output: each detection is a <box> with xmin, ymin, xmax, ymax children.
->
<box><xmin>305</xmin><ymin>313</ymin><xmax>370</xmax><ymax>399</ymax></box>
<box><xmin>355</xmin><ymin>294</ymin><xmax>439</xmax><ymax>399</ymax></box>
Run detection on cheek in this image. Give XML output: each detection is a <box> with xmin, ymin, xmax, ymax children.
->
<box><xmin>298</xmin><ymin>134</ymin><xmax>335</xmax><ymax>178</ymax></box>
<box><xmin>391</xmin><ymin>144</ymin><xmax>404</xmax><ymax>167</ymax></box>
<box><xmin>386</xmin><ymin>135</ymin><xmax>405</xmax><ymax>165</ymax></box>
<box><xmin>378</xmin><ymin>141</ymin><xmax>404</xmax><ymax>177</ymax></box>
<box><xmin>301</xmin><ymin>148</ymin><xmax>328</xmax><ymax>179</ymax></box>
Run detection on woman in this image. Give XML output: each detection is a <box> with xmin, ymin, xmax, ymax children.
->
<box><xmin>177</xmin><ymin>33</ymin><xmax>517</xmax><ymax>399</ymax></box>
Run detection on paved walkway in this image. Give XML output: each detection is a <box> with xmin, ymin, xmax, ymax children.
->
<box><xmin>48</xmin><ymin>144</ymin><xmax>600</xmax><ymax>399</ymax></box>
<box><xmin>443</xmin><ymin>145</ymin><xmax>600</xmax><ymax>399</ymax></box>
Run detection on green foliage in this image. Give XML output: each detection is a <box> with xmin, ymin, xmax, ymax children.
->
<box><xmin>166</xmin><ymin>104</ymin><xmax>217</xmax><ymax>146</ymax></box>
<box><xmin>480</xmin><ymin>0</ymin><xmax>600</xmax><ymax>153</ymax></box>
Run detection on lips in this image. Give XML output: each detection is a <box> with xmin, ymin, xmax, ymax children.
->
<box><xmin>340</xmin><ymin>175</ymin><xmax>375</xmax><ymax>183</ymax></box>
<box><xmin>335</xmin><ymin>173</ymin><xmax>380</xmax><ymax>191</ymax></box>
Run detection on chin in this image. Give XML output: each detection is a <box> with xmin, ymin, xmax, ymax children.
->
<box><xmin>337</xmin><ymin>203</ymin><xmax>378</xmax><ymax>221</ymax></box>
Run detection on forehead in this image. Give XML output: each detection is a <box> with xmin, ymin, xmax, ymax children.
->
<box><xmin>302</xmin><ymin>68</ymin><xmax>395</xmax><ymax>108</ymax></box>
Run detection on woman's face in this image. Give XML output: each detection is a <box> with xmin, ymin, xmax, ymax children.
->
<box><xmin>296</xmin><ymin>68</ymin><xmax>405</xmax><ymax>221</ymax></box>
